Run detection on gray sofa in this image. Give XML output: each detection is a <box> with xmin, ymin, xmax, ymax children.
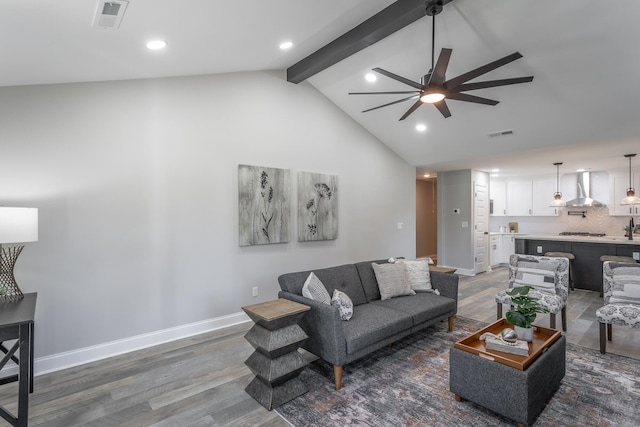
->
<box><xmin>277</xmin><ymin>259</ymin><xmax>459</xmax><ymax>390</ymax></box>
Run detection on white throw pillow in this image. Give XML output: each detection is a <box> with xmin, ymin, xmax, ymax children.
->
<box><xmin>372</xmin><ymin>262</ymin><xmax>416</xmax><ymax>301</ymax></box>
<box><xmin>301</xmin><ymin>272</ymin><xmax>331</xmax><ymax>304</ymax></box>
<box><xmin>331</xmin><ymin>290</ymin><xmax>353</xmax><ymax>320</ymax></box>
<box><xmin>397</xmin><ymin>259</ymin><xmax>432</xmax><ymax>291</ymax></box>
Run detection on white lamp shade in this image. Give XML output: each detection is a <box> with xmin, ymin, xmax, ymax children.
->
<box><xmin>0</xmin><ymin>207</ymin><xmax>38</xmax><ymax>244</ymax></box>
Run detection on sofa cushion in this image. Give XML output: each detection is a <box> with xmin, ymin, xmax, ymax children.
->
<box><xmin>373</xmin><ymin>262</ymin><xmax>415</xmax><ymax>300</ymax></box>
<box><xmin>301</xmin><ymin>272</ymin><xmax>331</xmax><ymax>304</ymax></box>
<box><xmin>278</xmin><ymin>263</ymin><xmax>368</xmax><ymax>306</ymax></box>
<box><xmin>372</xmin><ymin>293</ymin><xmax>455</xmax><ymax>326</ymax></box>
<box><xmin>342</xmin><ymin>304</ymin><xmax>413</xmax><ymax>355</ymax></box>
<box><xmin>332</xmin><ymin>290</ymin><xmax>354</xmax><ymax>320</ymax></box>
<box><xmin>397</xmin><ymin>259</ymin><xmax>432</xmax><ymax>291</ymax></box>
<box><xmin>354</xmin><ymin>259</ymin><xmax>394</xmax><ymax>302</ymax></box>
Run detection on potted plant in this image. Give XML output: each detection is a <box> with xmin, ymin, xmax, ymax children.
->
<box><xmin>505</xmin><ymin>285</ymin><xmax>549</xmax><ymax>341</ymax></box>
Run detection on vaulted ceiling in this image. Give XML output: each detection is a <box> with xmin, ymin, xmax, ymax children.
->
<box><xmin>3</xmin><ymin>0</ymin><xmax>640</xmax><ymax>178</ymax></box>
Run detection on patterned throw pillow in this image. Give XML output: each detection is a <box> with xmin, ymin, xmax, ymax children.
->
<box><xmin>610</xmin><ymin>264</ymin><xmax>640</xmax><ymax>304</ymax></box>
<box><xmin>301</xmin><ymin>272</ymin><xmax>331</xmax><ymax>304</ymax></box>
<box><xmin>372</xmin><ymin>262</ymin><xmax>416</xmax><ymax>300</ymax></box>
<box><xmin>331</xmin><ymin>289</ymin><xmax>353</xmax><ymax>320</ymax></box>
<box><xmin>513</xmin><ymin>259</ymin><xmax>558</xmax><ymax>294</ymax></box>
<box><xmin>397</xmin><ymin>259</ymin><xmax>432</xmax><ymax>291</ymax></box>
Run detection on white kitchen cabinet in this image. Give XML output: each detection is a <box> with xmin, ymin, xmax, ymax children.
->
<box><xmin>506</xmin><ymin>181</ymin><xmax>532</xmax><ymax>216</ymax></box>
<box><xmin>490</xmin><ymin>180</ymin><xmax>506</xmax><ymax>216</ymax></box>
<box><xmin>501</xmin><ymin>234</ymin><xmax>516</xmax><ymax>263</ymax></box>
<box><xmin>531</xmin><ymin>179</ymin><xmax>560</xmax><ymax>216</ymax></box>
<box><xmin>490</xmin><ymin>235</ymin><xmax>501</xmax><ymax>266</ymax></box>
<box><xmin>609</xmin><ymin>171</ymin><xmax>640</xmax><ymax>216</ymax></box>
<box><xmin>490</xmin><ymin>233</ymin><xmax>516</xmax><ymax>266</ymax></box>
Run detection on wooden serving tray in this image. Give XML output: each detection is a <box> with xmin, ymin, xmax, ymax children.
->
<box><xmin>454</xmin><ymin>318</ymin><xmax>561</xmax><ymax>371</ymax></box>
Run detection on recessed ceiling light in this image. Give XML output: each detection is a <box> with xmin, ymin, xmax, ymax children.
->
<box><xmin>416</xmin><ymin>124</ymin><xmax>427</xmax><ymax>132</ymax></box>
<box><xmin>279</xmin><ymin>41</ymin><xmax>293</xmax><ymax>50</ymax></box>
<box><xmin>146</xmin><ymin>40</ymin><xmax>167</xmax><ymax>50</ymax></box>
<box><xmin>576</xmin><ymin>168</ymin><xmax>586</xmax><ymax>172</ymax></box>
<box><xmin>491</xmin><ymin>169</ymin><xmax>500</xmax><ymax>173</ymax></box>
<box><xmin>365</xmin><ymin>73</ymin><xmax>377</xmax><ymax>82</ymax></box>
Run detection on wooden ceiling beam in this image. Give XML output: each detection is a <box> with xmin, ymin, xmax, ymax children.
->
<box><xmin>286</xmin><ymin>0</ymin><xmax>453</xmax><ymax>84</ymax></box>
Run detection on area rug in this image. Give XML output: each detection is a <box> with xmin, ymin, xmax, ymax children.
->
<box><xmin>276</xmin><ymin>316</ymin><xmax>640</xmax><ymax>427</ymax></box>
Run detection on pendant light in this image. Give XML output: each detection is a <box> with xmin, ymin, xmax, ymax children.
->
<box><xmin>621</xmin><ymin>154</ymin><xmax>640</xmax><ymax>205</ymax></box>
<box><xmin>550</xmin><ymin>162</ymin><xmax>566</xmax><ymax>207</ymax></box>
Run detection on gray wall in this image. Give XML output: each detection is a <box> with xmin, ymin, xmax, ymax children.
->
<box><xmin>0</xmin><ymin>70</ymin><xmax>416</xmax><ymax>370</ymax></box>
<box><xmin>437</xmin><ymin>170</ymin><xmax>473</xmax><ymax>271</ymax></box>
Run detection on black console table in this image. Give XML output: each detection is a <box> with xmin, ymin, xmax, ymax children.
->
<box><xmin>0</xmin><ymin>292</ymin><xmax>37</xmax><ymax>427</ymax></box>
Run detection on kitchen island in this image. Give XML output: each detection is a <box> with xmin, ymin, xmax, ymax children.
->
<box><xmin>515</xmin><ymin>235</ymin><xmax>640</xmax><ymax>293</ymax></box>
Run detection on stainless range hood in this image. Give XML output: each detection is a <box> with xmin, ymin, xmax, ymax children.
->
<box><xmin>565</xmin><ymin>172</ymin><xmax>606</xmax><ymax>207</ymax></box>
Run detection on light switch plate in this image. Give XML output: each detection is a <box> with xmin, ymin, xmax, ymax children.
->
<box><xmin>633</xmin><ymin>252</ymin><xmax>640</xmax><ymax>261</ymax></box>
<box><xmin>537</xmin><ymin>246</ymin><xmax>543</xmax><ymax>254</ymax></box>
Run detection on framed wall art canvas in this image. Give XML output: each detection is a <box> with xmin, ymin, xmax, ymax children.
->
<box><xmin>298</xmin><ymin>172</ymin><xmax>338</xmax><ymax>241</ymax></box>
<box><xmin>238</xmin><ymin>165</ymin><xmax>290</xmax><ymax>246</ymax></box>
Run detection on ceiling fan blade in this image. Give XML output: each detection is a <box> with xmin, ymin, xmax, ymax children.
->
<box><xmin>399</xmin><ymin>99</ymin><xmax>424</xmax><ymax>121</ymax></box>
<box><xmin>448</xmin><ymin>76</ymin><xmax>533</xmax><ymax>93</ymax></box>
<box><xmin>362</xmin><ymin>95</ymin><xmax>419</xmax><ymax>113</ymax></box>
<box><xmin>428</xmin><ymin>48</ymin><xmax>452</xmax><ymax>86</ymax></box>
<box><xmin>444</xmin><ymin>52</ymin><xmax>524</xmax><ymax>90</ymax></box>
<box><xmin>373</xmin><ymin>68</ymin><xmax>424</xmax><ymax>90</ymax></box>
<box><xmin>434</xmin><ymin>99</ymin><xmax>451</xmax><ymax>118</ymax></box>
<box><xmin>349</xmin><ymin>91</ymin><xmax>421</xmax><ymax>95</ymax></box>
<box><xmin>446</xmin><ymin>92</ymin><xmax>499</xmax><ymax>105</ymax></box>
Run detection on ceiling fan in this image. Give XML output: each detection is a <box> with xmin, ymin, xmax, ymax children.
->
<box><xmin>349</xmin><ymin>0</ymin><xmax>534</xmax><ymax>120</ymax></box>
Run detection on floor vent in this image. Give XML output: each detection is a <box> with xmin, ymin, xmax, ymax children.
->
<box><xmin>488</xmin><ymin>129</ymin><xmax>514</xmax><ymax>138</ymax></box>
<box><xmin>93</xmin><ymin>0</ymin><xmax>129</xmax><ymax>29</ymax></box>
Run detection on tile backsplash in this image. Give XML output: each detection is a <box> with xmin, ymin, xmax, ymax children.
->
<box><xmin>491</xmin><ymin>207</ymin><xmax>633</xmax><ymax>237</ymax></box>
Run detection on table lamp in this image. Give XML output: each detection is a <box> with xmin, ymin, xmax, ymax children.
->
<box><xmin>0</xmin><ymin>207</ymin><xmax>38</xmax><ymax>302</ymax></box>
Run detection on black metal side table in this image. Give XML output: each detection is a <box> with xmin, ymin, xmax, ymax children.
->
<box><xmin>0</xmin><ymin>292</ymin><xmax>37</xmax><ymax>427</ymax></box>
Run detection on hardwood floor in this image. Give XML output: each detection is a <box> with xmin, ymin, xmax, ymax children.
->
<box><xmin>1</xmin><ymin>267</ymin><xmax>637</xmax><ymax>426</ymax></box>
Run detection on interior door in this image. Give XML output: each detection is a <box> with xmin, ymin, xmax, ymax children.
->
<box><xmin>474</xmin><ymin>182</ymin><xmax>489</xmax><ymax>273</ymax></box>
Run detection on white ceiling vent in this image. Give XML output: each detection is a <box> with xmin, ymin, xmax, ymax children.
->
<box><xmin>93</xmin><ymin>0</ymin><xmax>129</xmax><ymax>29</ymax></box>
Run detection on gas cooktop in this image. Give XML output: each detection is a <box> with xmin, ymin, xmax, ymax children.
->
<box><xmin>559</xmin><ymin>232</ymin><xmax>606</xmax><ymax>237</ymax></box>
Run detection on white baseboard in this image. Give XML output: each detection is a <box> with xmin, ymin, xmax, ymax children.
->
<box><xmin>29</xmin><ymin>311</ymin><xmax>251</xmax><ymax>376</ymax></box>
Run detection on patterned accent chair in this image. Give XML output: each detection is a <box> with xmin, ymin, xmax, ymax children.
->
<box><xmin>496</xmin><ymin>254</ymin><xmax>569</xmax><ymax>331</ymax></box>
<box><xmin>596</xmin><ymin>261</ymin><xmax>640</xmax><ymax>354</ymax></box>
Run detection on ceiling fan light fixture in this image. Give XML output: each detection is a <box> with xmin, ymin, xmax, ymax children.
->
<box><xmin>420</xmin><ymin>91</ymin><xmax>445</xmax><ymax>103</ymax></box>
<box><xmin>621</xmin><ymin>154</ymin><xmax>640</xmax><ymax>205</ymax></box>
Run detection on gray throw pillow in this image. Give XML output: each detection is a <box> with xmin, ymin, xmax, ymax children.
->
<box><xmin>610</xmin><ymin>265</ymin><xmax>640</xmax><ymax>304</ymax></box>
<box><xmin>301</xmin><ymin>272</ymin><xmax>331</xmax><ymax>304</ymax></box>
<box><xmin>514</xmin><ymin>260</ymin><xmax>558</xmax><ymax>294</ymax></box>
<box><xmin>331</xmin><ymin>289</ymin><xmax>353</xmax><ymax>320</ymax></box>
<box><xmin>372</xmin><ymin>262</ymin><xmax>416</xmax><ymax>301</ymax></box>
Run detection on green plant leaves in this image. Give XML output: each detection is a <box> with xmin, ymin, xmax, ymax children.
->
<box><xmin>505</xmin><ymin>285</ymin><xmax>550</xmax><ymax>328</ymax></box>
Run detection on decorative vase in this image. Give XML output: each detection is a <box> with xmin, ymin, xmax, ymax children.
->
<box><xmin>514</xmin><ymin>325</ymin><xmax>534</xmax><ymax>342</ymax></box>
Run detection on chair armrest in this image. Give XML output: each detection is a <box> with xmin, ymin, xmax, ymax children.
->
<box><xmin>278</xmin><ymin>291</ymin><xmax>348</xmax><ymax>366</ymax></box>
<box><xmin>430</xmin><ymin>271</ymin><xmax>459</xmax><ymax>305</ymax></box>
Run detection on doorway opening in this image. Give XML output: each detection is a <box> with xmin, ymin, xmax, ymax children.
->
<box><xmin>416</xmin><ymin>178</ymin><xmax>437</xmax><ymax>262</ymax></box>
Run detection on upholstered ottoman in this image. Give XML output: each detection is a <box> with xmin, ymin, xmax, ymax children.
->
<box><xmin>450</xmin><ymin>335</ymin><xmax>566</xmax><ymax>427</ymax></box>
